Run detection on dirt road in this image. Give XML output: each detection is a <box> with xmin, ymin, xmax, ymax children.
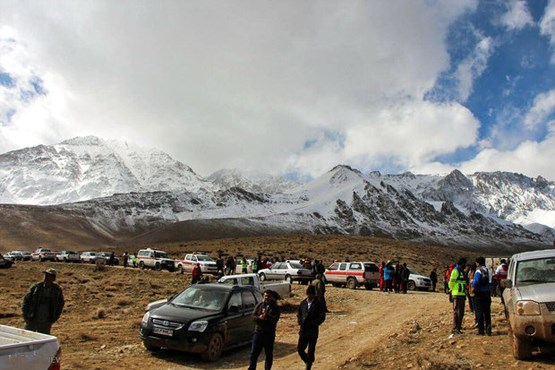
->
<box><xmin>1</xmin><ymin>262</ymin><xmax>554</xmax><ymax>369</ymax></box>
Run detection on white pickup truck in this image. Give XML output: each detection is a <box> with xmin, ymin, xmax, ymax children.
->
<box><xmin>0</xmin><ymin>324</ymin><xmax>61</xmax><ymax>370</ymax></box>
<box><xmin>218</xmin><ymin>273</ymin><xmax>291</xmax><ymax>298</ymax></box>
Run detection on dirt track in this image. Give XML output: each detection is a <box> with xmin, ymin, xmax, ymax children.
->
<box><xmin>2</xmin><ymin>261</ymin><xmax>554</xmax><ymax>370</ymax></box>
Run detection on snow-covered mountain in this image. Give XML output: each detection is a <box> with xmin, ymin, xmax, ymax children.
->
<box><xmin>208</xmin><ymin>169</ymin><xmax>301</xmax><ymax>194</ymax></box>
<box><xmin>0</xmin><ymin>136</ymin><xmax>213</xmax><ymax>204</ymax></box>
<box><xmin>1</xmin><ymin>137</ymin><xmax>554</xmax><ymax>250</ymax></box>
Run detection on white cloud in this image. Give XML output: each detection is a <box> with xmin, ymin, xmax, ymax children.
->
<box><xmin>523</xmin><ymin>89</ymin><xmax>555</xmax><ymax>129</ymax></box>
<box><xmin>454</xmin><ymin>36</ymin><xmax>495</xmax><ymax>102</ymax></box>
<box><xmin>540</xmin><ymin>0</ymin><xmax>555</xmax><ymax>63</ymax></box>
<box><xmin>500</xmin><ymin>0</ymin><xmax>534</xmax><ymax>31</ymax></box>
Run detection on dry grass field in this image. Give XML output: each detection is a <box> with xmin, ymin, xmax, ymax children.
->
<box><xmin>1</xmin><ymin>235</ymin><xmax>554</xmax><ymax>369</ymax></box>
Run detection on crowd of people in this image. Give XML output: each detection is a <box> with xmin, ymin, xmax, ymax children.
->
<box><xmin>445</xmin><ymin>257</ymin><xmax>509</xmax><ymax>337</ymax></box>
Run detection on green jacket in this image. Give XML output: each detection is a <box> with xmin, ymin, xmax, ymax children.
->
<box><xmin>22</xmin><ymin>282</ymin><xmax>65</xmax><ymax>323</ymax></box>
<box><xmin>448</xmin><ymin>266</ymin><xmax>466</xmax><ymax>297</ymax></box>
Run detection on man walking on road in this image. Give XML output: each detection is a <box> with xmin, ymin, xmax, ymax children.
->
<box><xmin>472</xmin><ymin>257</ymin><xmax>492</xmax><ymax>335</ymax></box>
<box><xmin>297</xmin><ymin>285</ymin><xmax>326</xmax><ymax>370</ymax></box>
<box><xmin>22</xmin><ymin>268</ymin><xmax>65</xmax><ymax>335</ymax></box>
<box><xmin>248</xmin><ymin>290</ymin><xmax>281</xmax><ymax>370</ymax></box>
<box><xmin>448</xmin><ymin>257</ymin><xmax>467</xmax><ymax>336</ymax></box>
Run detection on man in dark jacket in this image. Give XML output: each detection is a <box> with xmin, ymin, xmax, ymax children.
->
<box><xmin>297</xmin><ymin>285</ymin><xmax>326</xmax><ymax>370</ymax></box>
<box><xmin>22</xmin><ymin>268</ymin><xmax>65</xmax><ymax>335</ymax></box>
<box><xmin>249</xmin><ymin>290</ymin><xmax>281</xmax><ymax>370</ymax></box>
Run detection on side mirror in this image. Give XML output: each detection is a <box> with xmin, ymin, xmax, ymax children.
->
<box><xmin>501</xmin><ymin>279</ymin><xmax>512</xmax><ymax>289</ymax></box>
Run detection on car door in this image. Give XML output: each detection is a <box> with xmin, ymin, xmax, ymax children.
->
<box><xmin>225</xmin><ymin>291</ymin><xmax>246</xmax><ymax>345</ymax></box>
<box><xmin>273</xmin><ymin>262</ymin><xmax>286</xmax><ymax>280</ymax></box>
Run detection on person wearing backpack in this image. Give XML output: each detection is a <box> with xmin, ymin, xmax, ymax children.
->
<box><xmin>448</xmin><ymin>258</ymin><xmax>467</xmax><ymax>335</ymax></box>
<box><xmin>471</xmin><ymin>256</ymin><xmax>492</xmax><ymax>335</ymax></box>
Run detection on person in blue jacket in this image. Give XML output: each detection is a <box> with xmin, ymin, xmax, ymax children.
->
<box><xmin>471</xmin><ymin>256</ymin><xmax>492</xmax><ymax>335</ymax></box>
<box><xmin>383</xmin><ymin>260</ymin><xmax>394</xmax><ymax>292</ymax></box>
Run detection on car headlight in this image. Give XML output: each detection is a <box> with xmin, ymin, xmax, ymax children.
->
<box><xmin>142</xmin><ymin>311</ymin><xmax>151</xmax><ymax>325</ymax></box>
<box><xmin>189</xmin><ymin>320</ymin><xmax>208</xmax><ymax>332</ymax></box>
<box><xmin>516</xmin><ymin>300</ymin><xmax>541</xmax><ymax>316</ymax></box>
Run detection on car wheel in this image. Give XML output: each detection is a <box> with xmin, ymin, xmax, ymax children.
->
<box><xmin>201</xmin><ymin>333</ymin><xmax>223</xmax><ymax>362</ymax></box>
<box><xmin>177</xmin><ymin>265</ymin><xmax>184</xmax><ymax>274</ymax></box>
<box><xmin>284</xmin><ymin>274</ymin><xmax>292</xmax><ymax>283</ymax></box>
<box><xmin>259</xmin><ymin>273</ymin><xmax>266</xmax><ymax>281</ymax></box>
<box><xmin>155</xmin><ymin>262</ymin><xmax>161</xmax><ymax>271</ymax></box>
<box><xmin>347</xmin><ymin>278</ymin><xmax>357</xmax><ymax>289</ymax></box>
<box><xmin>139</xmin><ymin>261</ymin><xmax>145</xmax><ymax>270</ymax></box>
<box><xmin>509</xmin><ymin>327</ymin><xmax>532</xmax><ymax>360</ymax></box>
<box><xmin>407</xmin><ymin>280</ymin><xmax>416</xmax><ymax>291</ymax></box>
<box><xmin>143</xmin><ymin>341</ymin><xmax>161</xmax><ymax>352</ymax></box>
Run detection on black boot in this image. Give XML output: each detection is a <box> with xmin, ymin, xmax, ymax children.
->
<box><xmin>306</xmin><ymin>362</ymin><xmax>313</xmax><ymax>370</ymax></box>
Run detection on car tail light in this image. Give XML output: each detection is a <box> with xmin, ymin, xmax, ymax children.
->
<box><xmin>48</xmin><ymin>347</ymin><xmax>61</xmax><ymax>370</ymax></box>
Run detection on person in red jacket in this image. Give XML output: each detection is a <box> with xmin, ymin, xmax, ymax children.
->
<box><xmin>192</xmin><ymin>263</ymin><xmax>202</xmax><ymax>284</ymax></box>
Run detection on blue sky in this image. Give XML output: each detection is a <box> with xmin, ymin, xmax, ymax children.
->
<box><xmin>1</xmin><ymin>0</ymin><xmax>555</xmax><ymax>181</ymax></box>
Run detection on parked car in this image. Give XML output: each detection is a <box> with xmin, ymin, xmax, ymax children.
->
<box><xmin>407</xmin><ymin>268</ymin><xmax>433</xmax><ymax>291</ymax></box>
<box><xmin>218</xmin><ymin>273</ymin><xmax>291</xmax><ymax>298</ymax></box>
<box><xmin>3</xmin><ymin>251</ymin><xmax>31</xmax><ymax>261</ymax></box>
<box><xmin>175</xmin><ymin>253</ymin><xmax>218</xmax><ymax>274</ymax></box>
<box><xmin>0</xmin><ymin>255</ymin><xmax>13</xmax><ymax>269</ymax></box>
<box><xmin>56</xmin><ymin>251</ymin><xmax>81</xmax><ymax>263</ymax></box>
<box><xmin>0</xmin><ymin>324</ymin><xmax>61</xmax><ymax>370</ymax></box>
<box><xmin>502</xmin><ymin>249</ymin><xmax>555</xmax><ymax>360</ymax></box>
<box><xmin>258</xmin><ymin>261</ymin><xmax>314</xmax><ymax>283</ymax></box>
<box><xmin>138</xmin><ymin>248</ymin><xmax>175</xmax><ymax>272</ymax></box>
<box><xmin>140</xmin><ymin>283</ymin><xmax>262</xmax><ymax>361</ymax></box>
<box><xmin>80</xmin><ymin>251</ymin><xmax>97</xmax><ymax>264</ymax></box>
<box><xmin>324</xmin><ymin>261</ymin><xmax>380</xmax><ymax>289</ymax></box>
<box><xmin>31</xmin><ymin>248</ymin><xmax>57</xmax><ymax>262</ymax></box>
<box><xmin>96</xmin><ymin>252</ymin><xmax>120</xmax><ymax>265</ymax></box>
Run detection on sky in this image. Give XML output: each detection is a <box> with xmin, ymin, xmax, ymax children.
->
<box><xmin>1</xmin><ymin>0</ymin><xmax>555</xmax><ymax>182</ymax></box>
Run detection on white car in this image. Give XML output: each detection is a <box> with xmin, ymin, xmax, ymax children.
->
<box><xmin>258</xmin><ymin>261</ymin><xmax>314</xmax><ymax>283</ymax></box>
<box><xmin>407</xmin><ymin>268</ymin><xmax>433</xmax><ymax>291</ymax></box>
<box><xmin>56</xmin><ymin>251</ymin><xmax>80</xmax><ymax>263</ymax></box>
<box><xmin>80</xmin><ymin>251</ymin><xmax>97</xmax><ymax>263</ymax></box>
<box><xmin>175</xmin><ymin>253</ymin><xmax>218</xmax><ymax>274</ymax></box>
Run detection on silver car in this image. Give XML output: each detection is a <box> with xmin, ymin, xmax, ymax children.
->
<box><xmin>502</xmin><ymin>249</ymin><xmax>555</xmax><ymax>360</ymax></box>
<box><xmin>258</xmin><ymin>261</ymin><xmax>314</xmax><ymax>283</ymax></box>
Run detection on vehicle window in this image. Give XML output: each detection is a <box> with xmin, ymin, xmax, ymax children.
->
<box><xmin>227</xmin><ymin>292</ymin><xmax>243</xmax><ymax>311</ymax></box>
<box><xmin>197</xmin><ymin>255</ymin><xmax>213</xmax><ymax>262</ymax></box>
<box><xmin>242</xmin><ymin>291</ymin><xmax>256</xmax><ymax>309</ymax></box>
<box><xmin>339</xmin><ymin>263</ymin><xmax>347</xmax><ymax>271</ymax></box>
<box><xmin>221</xmin><ymin>278</ymin><xmax>238</xmax><ymax>285</ymax></box>
<box><xmin>272</xmin><ymin>262</ymin><xmax>283</xmax><ymax>269</ymax></box>
<box><xmin>364</xmin><ymin>263</ymin><xmax>379</xmax><ymax>272</ymax></box>
<box><xmin>516</xmin><ymin>257</ymin><xmax>555</xmax><ymax>286</ymax></box>
<box><xmin>327</xmin><ymin>263</ymin><xmax>339</xmax><ymax>271</ymax></box>
<box><xmin>289</xmin><ymin>262</ymin><xmax>304</xmax><ymax>269</ymax></box>
<box><xmin>154</xmin><ymin>251</ymin><xmax>168</xmax><ymax>259</ymax></box>
<box><xmin>240</xmin><ymin>276</ymin><xmax>254</xmax><ymax>286</ymax></box>
<box><xmin>350</xmin><ymin>263</ymin><xmax>362</xmax><ymax>270</ymax></box>
<box><xmin>172</xmin><ymin>286</ymin><xmax>227</xmax><ymax>311</ymax></box>
<box><xmin>185</xmin><ymin>255</ymin><xmax>192</xmax><ymax>261</ymax></box>
<box><xmin>408</xmin><ymin>268</ymin><xmax>418</xmax><ymax>275</ymax></box>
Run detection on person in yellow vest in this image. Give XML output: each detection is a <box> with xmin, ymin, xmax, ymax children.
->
<box><xmin>448</xmin><ymin>257</ymin><xmax>467</xmax><ymax>336</ymax></box>
<box><xmin>240</xmin><ymin>257</ymin><xmax>248</xmax><ymax>274</ymax></box>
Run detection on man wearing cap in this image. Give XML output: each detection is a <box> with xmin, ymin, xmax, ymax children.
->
<box><xmin>22</xmin><ymin>268</ymin><xmax>65</xmax><ymax>334</ymax></box>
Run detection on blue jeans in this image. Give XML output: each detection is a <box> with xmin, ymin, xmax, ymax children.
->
<box><xmin>248</xmin><ymin>331</ymin><xmax>275</xmax><ymax>370</ymax></box>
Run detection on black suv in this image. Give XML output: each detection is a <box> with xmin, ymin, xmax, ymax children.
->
<box><xmin>140</xmin><ymin>283</ymin><xmax>262</xmax><ymax>361</ymax></box>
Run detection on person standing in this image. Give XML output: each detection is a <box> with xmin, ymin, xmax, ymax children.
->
<box><xmin>312</xmin><ymin>273</ymin><xmax>328</xmax><ymax>312</ymax></box>
<box><xmin>216</xmin><ymin>255</ymin><xmax>224</xmax><ymax>278</ymax></box>
<box><xmin>448</xmin><ymin>258</ymin><xmax>467</xmax><ymax>335</ymax></box>
<box><xmin>191</xmin><ymin>263</ymin><xmax>202</xmax><ymax>284</ymax></box>
<box><xmin>248</xmin><ymin>290</ymin><xmax>281</xmax><ymax>370</ymax></box>
<box><xmin>122</xmin><ymin>251</ymin><xmax>129</xmax><ymax>268</ymax></box>
<box><xmin>241</xmin><ymin>257</ymin><xmax>249</xmax><ymax>274</ymax></box>
<box><xmin>383</xmin><ymin>261</ymin><xmax>394</xmax><ymax>293</ymax></box>
<box><xmin>400</xmin><ymin>263</ymin><xmax>410</xmax><ymax>294</ymax></box>
<box><xmin>297</xmin><ymin>285</ymin><xmax>326</xmax><ymax>370</ymax></box>
<box><xmin>494</xmin><ymin>259</ymin><xmax>508</xmax><ymax>304</ymax></box>
<box><xmin>430</xmin><ymin>268</ymin><xmax>438</xmax><ymax>292</ymax></box>
<box><xmin>472</xmin><ymin>257</ymin><xmax>492</xmax><ymax>335</ymax></box>
<box><xmin>22</xmin><ymin>268</ymin><xmax>65</xmax><ymax>335</ymax></box>
<box><xmin>379</xmin><ymin>261</ymin><xmax>385</xmax><ymax>291</ymax></box>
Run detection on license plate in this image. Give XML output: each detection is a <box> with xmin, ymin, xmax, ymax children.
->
<box><xmin>153</xmin><ymin>327</ymin><xmax>173</xmax><ymax>336</ymax></box>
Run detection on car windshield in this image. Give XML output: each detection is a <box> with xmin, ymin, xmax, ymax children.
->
<box><xmin>515</xmin><ymin>257</ymin><xmax>555</xmax><ymax>286</ymax></box>
<box><xmin>289</xmin><ymin>262</ymin><xmax>304</xmax><ymax>269</ymax></box>
<box><xmin>196</xmin><ymin>255</ymin><xmax>213</xmax><ymax>262</ymax></box>
<box><xmin>171</xmin><ymin>286</ymin><xmax>227</xmax><ymax>311</ymax></box>
<box><xmin>408</xmin><ymin>268</ymin><xmax>419</xmax><ymax>275</ymax></box>
<box><xmin>154</xmin><ymin>251</ymin><xmax>168</xmax><ymax>258</ymax></box>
